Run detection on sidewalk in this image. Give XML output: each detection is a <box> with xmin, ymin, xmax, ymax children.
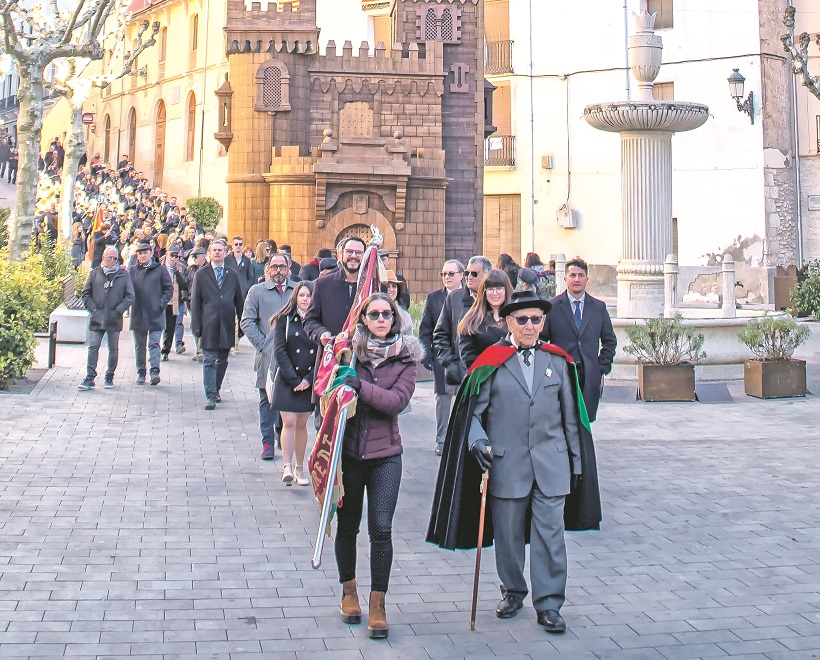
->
<box><xmin>1</xmin><ymin>327</ymin><xmax>819</xmax><ymax>658</ymax></box>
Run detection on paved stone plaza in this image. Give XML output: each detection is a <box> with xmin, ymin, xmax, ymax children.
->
<box><xmin>1</xmin><ymin>330</ymin><xmax>819</xmax><ymax>659</ymax></box>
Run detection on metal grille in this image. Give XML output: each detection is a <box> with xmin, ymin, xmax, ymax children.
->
<box><xmin>440</xmin><ymin>9</ymin><xmax>453</xmax><ymax>41</ymax></box>
<box><xmin>263</xmin><ymin>67</ymin><xmax>282</xmax><ymax>108</ymax></box>
<box><xmin>425</xmin><ymin>10</ymin><xmax>438</xmax><ymax>40</ymax></box>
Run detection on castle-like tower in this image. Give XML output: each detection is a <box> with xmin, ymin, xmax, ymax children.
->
<box><xmin>221</xmin><ymin>0</ymin><xmax>485</xmax><ymax>294</ymax></box>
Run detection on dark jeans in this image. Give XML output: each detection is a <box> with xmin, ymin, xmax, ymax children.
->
<box><xmin>258</xmin><ymin>388</ymin><xmax>276</xmax><ymax>446</ymax></box>
<box><xmin>133</xmin><ymin>329</ymin><xmax>162</xmax><ymax>376</ymax></box>
<box><xmin>202</xmin><ymin>348</ymin><xmax>230</xmax><ymax>399</ymax></box>
<box><xmin>175</xmin><ymin>304</ymin><xmax>186</xmax><ymax>346</ymax></box>
<box><xmin>162</xmin><ymin>306</ymin><xmax>177</xmax><ymax>355</ymax></box>
<box><xmin>335</xmin><ymin>454</ymin><xmax>402</xmax><ymax>592</ymax></box>
<box><xmin>8</xmin><ymin>163</ymin><xmax>17</xmax><ymax>183</ymax></box>
<box><xmin>86</xmin><ymin>329</ymin><xmax>120</xmax><ymax>380</ymax></box>
<box><xmin>0</xmin><ymin>160</ymin><xmax>6</xmax><ymax>177</ymax></box>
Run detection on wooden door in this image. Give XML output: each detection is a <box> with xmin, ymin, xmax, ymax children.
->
<box><xmin>483</xmin><ymin>194</ymin><xmax>521</xmax><ymax>262</ymax></box>
<box><xmin>154</xmin><ymin>101</ymin><xmax>166</xmax><ymax>189</ymax></box>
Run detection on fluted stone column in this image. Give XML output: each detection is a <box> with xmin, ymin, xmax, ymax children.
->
<box><xmin>663</xmin><ymin>253</ymin><xmax>678</xmax><ymax>319</ymax></box>
<box><xmin>617</xmin><ymin>130</ymin><xmax>673</xmax><ymax>318</ymax></box>
<box><xmin>721</xmin><ymin>255</ymin><xmax>736</xmax><ymax>318</ymax></box>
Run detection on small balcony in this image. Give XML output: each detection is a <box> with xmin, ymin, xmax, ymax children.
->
<box><xmin>486</xmin><ymin>40</ymin><xmax>514</xmax><ymax>75</ymax></box>
<box><xmin>485</xmin><ymin>135</ymin><xmax>515</xmax><ymax>167</ymax></box>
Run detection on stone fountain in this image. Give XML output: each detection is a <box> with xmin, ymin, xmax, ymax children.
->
<box><xmin>584</xmin><ymin>10</ymin><xmax>709</xmax><ymax>319</ymax></box>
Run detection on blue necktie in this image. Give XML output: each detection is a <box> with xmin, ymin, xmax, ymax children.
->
<box><xmin>215</xmin><ymin>266</ymin><xmax>224</xmax><ymax>289</ymax></box>
<box><xmin>573</xmin><ymin>300</ymin><xmax>581</xmax><ymax>329</ymax></box>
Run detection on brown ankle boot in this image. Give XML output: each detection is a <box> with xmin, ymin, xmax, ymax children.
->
<box><xmin>368</xmin><ymin>591</ymin><xmax>388</xmax><ymax>639</ymax></box>
<box><xmin>339</xmin><ymin>580</ymin><xmax>361</xmax><ymax>624</ymax></box>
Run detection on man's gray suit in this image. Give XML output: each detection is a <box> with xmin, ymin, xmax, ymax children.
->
<box><xmin>469</xmin><ymin>347</ymin><xmax>581</xmax><ymax>612</ymax></box>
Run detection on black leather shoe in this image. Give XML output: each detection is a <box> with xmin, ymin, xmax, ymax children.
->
<box><xmin>204</xmin><ymin>399</ymin><xmax>216</xmax><ymax>411</ymax></box>
<box><xmin>537</xmin><ymin>609</ymin><xmax>566</xmax><ymax>633</ymax></box>
<box><xmin>495</xmin><ymin>594</ymin><xmax>524</xmax><ymax>619</ymax></box>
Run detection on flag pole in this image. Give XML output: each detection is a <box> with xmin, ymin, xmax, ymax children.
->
<box><xmin>470</xmin><ymin>468</ymin><xmax>490</xmax><ymax>631</ymax></box>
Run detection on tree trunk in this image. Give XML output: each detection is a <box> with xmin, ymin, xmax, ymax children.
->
<box><xmin>59</xmin><ymin>96</ymin><xmax>86</xmax><ymax>238</ymax></box>
<box><xmin>9</xmin><ymin>62</ymin><xmax>45</xmax><ymax>261</ymax></box>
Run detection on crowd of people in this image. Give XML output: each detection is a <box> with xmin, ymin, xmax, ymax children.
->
<box><xmin>59</xmin><ymin>152</ymin><xmax>616</xmax><ymax>641</ymax></box>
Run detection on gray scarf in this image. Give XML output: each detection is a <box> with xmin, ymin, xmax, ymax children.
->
<box><xmin>102</xmin><ymin>263</ymin><xmax>120</xmax><ymax>275</ymax></box>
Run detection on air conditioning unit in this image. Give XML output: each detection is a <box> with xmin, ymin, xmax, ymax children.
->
<box><xmin>556</xmin><ymin>204</ymin><xmax>577</xmax><ymax>229</ymax></box>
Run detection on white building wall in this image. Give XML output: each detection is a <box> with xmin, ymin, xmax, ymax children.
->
<box><xmin>486</xmin><ymin>0</ymin><xmax>770</xmax><ymax>268</ymax></box>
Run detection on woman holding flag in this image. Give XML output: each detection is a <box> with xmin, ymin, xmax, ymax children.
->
<box><xmin>332</xmin><ymin>292</ymin><xmax>421</xmax><ymax>639</ymax></box>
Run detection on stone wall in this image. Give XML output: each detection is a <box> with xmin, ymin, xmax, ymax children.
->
<box><xmin>799</xmin><ymin>155</ymin><xmax>820</xmax><ymax>262</ymax></box>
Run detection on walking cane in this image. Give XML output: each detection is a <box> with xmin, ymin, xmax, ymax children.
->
<box><xmin>470</xmin><ymin>465</ymin><xmax>490</xmax><ymax>631</ymax></box>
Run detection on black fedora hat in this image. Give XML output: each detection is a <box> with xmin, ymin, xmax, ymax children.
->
<box><xmin>500</xmin><ymin>290</ymin><xmax>552</xmax><ymax>317</ymax></box>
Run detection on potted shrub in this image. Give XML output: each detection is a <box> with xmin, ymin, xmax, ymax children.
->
<box><xmin>624</xmin><ymin>315</ymin><xmax>705</xmax><ymax>402</ymax></box>
<box><xmin>738</xmin><ymin>315</ymin><xmax>810</xmax><ymax>399</ymax></box>
<box><xmin>791</xmin><ymin>259</ymin><xmax>820</xmax><ymax>319</ymax></box>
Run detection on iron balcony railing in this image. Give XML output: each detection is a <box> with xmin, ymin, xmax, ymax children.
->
<box><xmin>486</xmin><ymin>40</ymin><xmax>514</xmax><ymax>75</ymax></box>
<box><xmin>484</xmin><ymin>135</ymin><xmax>515</xmax><ymax>167</ymax></box>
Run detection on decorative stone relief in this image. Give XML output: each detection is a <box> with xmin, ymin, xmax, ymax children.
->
<box><xmin>449</xmin><ymin>63</ymin><xmax>470</xmax><ymax>93</ymax></box>
<box><xmin>353</xmin><ymin>193</ymin><xmax>369</xmax><ymax>215</ymax></box>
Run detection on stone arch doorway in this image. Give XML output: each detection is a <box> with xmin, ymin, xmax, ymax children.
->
<box><xmin>154</xmin><ymin>100</ymin><xmax>166</xmax><ymax>188</ymax></box>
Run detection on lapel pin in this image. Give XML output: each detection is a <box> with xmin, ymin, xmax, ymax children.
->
<box><xmin>546</xmin><ymin>368</ymin><xmax>553</xmax><ymax>378</ymax></box>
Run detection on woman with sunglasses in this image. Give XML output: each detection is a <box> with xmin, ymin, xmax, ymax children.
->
<box><xmin>270</xmin><ymin>281</ymin><xmax>316</xmax><ymax>486</ymax></box>
<box><xmin>335</xmin><ymin>293</ymin><xmax>422</xmax><ymax>640</ymax></box>
<box><xmin>457</xmin><ymin>268</ymin><xmax>514</xmax><ymax>370</ymax></box>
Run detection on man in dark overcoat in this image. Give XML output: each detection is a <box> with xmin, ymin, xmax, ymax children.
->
<box><xmin>224</xmin><ymin>235</ymin><xmax>256</xmax><ymax>298</ymax></box>
<box><xmin>419</xmin><ymin>258</ymin><xmax>464</xmax><ymax>454</ymax></box>
<box><xmin>191</xmin><ymin>239</ymin><xmax>245</xmax><ymax>410</ymax></box>
<box><xmin>545</xmin><ymin>256</ymin><xmax>617</xmax><ymax>422</ymax></box>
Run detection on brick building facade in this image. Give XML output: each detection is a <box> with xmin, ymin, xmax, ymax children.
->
<box><xmin>221</xmin><ymin>0</ymin><xmax>484</xmax><ymax>296</ymax></box>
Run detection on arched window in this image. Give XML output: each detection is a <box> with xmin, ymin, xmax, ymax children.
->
<box><xmin>254</xmin><ymin>60</ymin><xmax>290</xmax><ymax>112</ymax></box>
<box><xmin>103</xmin><ymin>115</ymin><xmax>111</xmax><ymax>165</ymax></box>
<box><xmin>416</xmin><ymin>6</ymin><xmax>461</xmax><ymax>43</ymax></box>
<box><xmin>190</xmin><ymin>15</ymin><xmax>198</xmax><ymax>51</ymax></box>
<box><xmin>127</xmin><ymin>107</ymin><xmax>137</xmax><ymax>164</ymax></box>
<box><xmin>185</xmin><ymin>92</ymin><xmax>196</xmax><ymax>161</ymax></box>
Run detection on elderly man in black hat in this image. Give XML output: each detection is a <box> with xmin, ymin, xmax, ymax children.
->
<box><xmin>427</xmin><ymin>290</ymin><xmax>601</xmax><ymax>635</ymax></box>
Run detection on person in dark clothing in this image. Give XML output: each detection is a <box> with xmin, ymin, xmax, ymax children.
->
<box><xmin>419</xmin><ymin>259</ymin><xmax>464</xmax><ymax>454</ymax></box>
<box><xmin>0</xmin><ymin>138</ymin><xmax>10</xmax><ymax>178</ymax></box>
<box><xmin>90</xmin><ymin>222</ymin><xmax>116</xmax><ymax>269</ymax></box>
<box><xmin>190</xmin><ymin>240</ymin><xmax>245</xmax><ymax>410</ymax></box>
<box><xmin>224</xmin><ymin>235</ymin><xmax>255</xmax><ymax>297</ymax></box>
<box><xmin>432</xmin><ymin>255</ymin><xmax>491</xmax><ymax>387</ymax></box>
<box><xmin>497</xmin><ymin>253</ymin><xmax>520</xmax><ymax>289</ymax></box>
<box><xmin>278</xmin><ymin>244</ymin><xmax>302</xmax><ymax>280</ymax></box>
<box><xmin>129</xmin><ymin>243</ymin><xmax>174</xmax><ymax>385</ymax></box>
<box><xmin>379</xmin><ymin>250</ymin><xmax>410</xmax><ymax>309</ymax></box>
<box><xmin>334</xmin><ymin>293</ymin><xmax>421</xmax><ymax>640</ymax></box>
<box><xmin>457</xmin><ymin>269</ymin><xmax>514</xmax><ymax>370</ymax></box>
<box><xmin>78</xmin><ymin>247</ymin><xmax>135</xmax><ymax>390</ymax></box>
<box><xmin>298</xmin><ymin>247</ymin><xmax>333</xmax><ymax>281</ymax></box>
<box><xmin>7</xmin><ymin>147</ymin><xmax>18</xmax><ymax>183</ymax></box>
<box><xmin>159</xmin><ymin>246</ymin><xmax>189</xmax><ymax>361</ymax></box>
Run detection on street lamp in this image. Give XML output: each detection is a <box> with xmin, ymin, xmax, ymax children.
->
<box><xmin>728</xmin><ymin>68</ymin><xmax>754</xmax><ymax>125</ymax></box>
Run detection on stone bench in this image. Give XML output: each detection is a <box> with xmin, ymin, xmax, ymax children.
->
<box><xmin>49</xmin><ymin>275</ymin><xmax>89</xmax><ymax>344</ymax></box>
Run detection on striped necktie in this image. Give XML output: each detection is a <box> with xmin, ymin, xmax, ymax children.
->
<box><xmin>215</xmin><ymin>266</ymin><xmax>224</xmax><ymax>289</ymax></box>
<box><xmin>573</xmin><ymin>300</ymin><xmax>582</xmax><ymax>328</ymax></box>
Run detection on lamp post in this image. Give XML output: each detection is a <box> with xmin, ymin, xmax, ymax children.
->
<box><xmin>728</xmin><ymin>68</ymin><xmax>754</xmax><ymax>124</ymax></box>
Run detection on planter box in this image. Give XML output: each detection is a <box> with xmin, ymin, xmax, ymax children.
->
<box><xmin>638</xmin><ymin>363</ymin><xmax>696</xmax><ymax>402</ymax></box>
<box><xmin>744</xmin><ymin>359</ymin><xmax>806</xmax><ymax>399</ymax></box>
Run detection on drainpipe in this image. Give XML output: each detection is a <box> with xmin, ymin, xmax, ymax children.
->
<box><xmin>787</xmin><ymin>0</ymin><xmax>804</xmax><ymax>266</ymax></box>
<box><xmin>528</xmin><ymin>0</ymin><xmax>535</xmax><ymax>252</ymax></box>
<box><xmin>624</xmin><ymin>0</ymin><xmax>631</xmax><ymax>100</ymax></box>
<box><xmin>197</xmin><ymin>0</ymin><xmax>211</xmax><ymax>197</ymax></box>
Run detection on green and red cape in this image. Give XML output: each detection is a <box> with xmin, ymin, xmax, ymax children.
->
<box><xmin>426</xmin><ymin>341</ymin><xmax>602</xmax><ymax>550</ymax></box>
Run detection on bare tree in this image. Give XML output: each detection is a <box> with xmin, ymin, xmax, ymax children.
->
<box><xmin>782</xmin><ymin>6</ymin><xmax>820</xmax><ymax>101</ymax></box>
<box><xmin>0</xmin><ymin>0</ymin><xmax>125</xmax><ymax>260</ymax></box>
<box><xmin>54</xmin><ymin>18</ymin><xmax>159</xmax><ymax>238</ymax></box>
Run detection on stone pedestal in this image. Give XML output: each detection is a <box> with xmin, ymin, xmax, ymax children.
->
<box><xmin>616</xmin><ymin>131</ymin><xmax>673</xmax><ymax>318</ymax></box>
<box><xmin>49</xmin><ymin>306</ymin><xmax>90</xmax><ymax>344</ymax></box>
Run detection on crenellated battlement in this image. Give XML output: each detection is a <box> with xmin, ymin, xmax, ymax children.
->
<box><xmin>225</xmin><ymin>0</ymin><xmax>318</xmax><ymax>55</ymax></box>
<box><xmin>236</xmin><ymin>0</ymin><xmax>315</xmax><ymax>16</ymax></box>
<box><xmin>310</xmin><ymin>40</ymin><xmax>445</xmax><ymax>76</ymax></box>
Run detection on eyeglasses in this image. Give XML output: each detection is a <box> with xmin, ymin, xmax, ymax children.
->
<box><xmin>465</xmin><ymin>270</ymin><xmax>482</xmax><ymax>278</ymax></box>
<box><xmin>511</xmin><ymin>314</ymin><xmax>545</xmax><ymax>326</ymax></box>
<box><xmin>440</xmin><ymin>271</ymin><xmax>461</xmax><ymax>278</ymax></box>
<box><xmin>270</xmin><ymin>264</ymin><xmax>289</xmax><ymax>271</ymax></box>
<box><xmin>486</xmin><ymin>286</ymin><xmax>506</xmax><ymax>294</ymax></box>
<box><xmin>366</xmin><ymin>310</ymin><xmax>394</xmax><ymax>321</ymax></box>
<box><xmin>344</xmin><ymin>250</ymin><xmax>364</xmax><ymax>257</ymax></box>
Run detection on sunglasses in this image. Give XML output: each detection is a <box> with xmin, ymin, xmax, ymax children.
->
<box><xmin>440</xmin><ymin>271</ymin><xmax>461</xmax><ymax>278</ymax></box>
<box><xmin>234</xmin><ymin>242</ymin><xmax>243</xmax><ymax>247</ymax></box>
<box><xmin>465</xmin><ymin>270</ymin><xmax>482</xmax><ymax>278</ymax></box>
<box><xmin>366</xmin><ymin>310</ymin><xmax>394</xmax><ymax>321</ymax></box>
<box><xmin>511</xmin><ymin>314</ymin><xmax>545</xmax><ymax>326</ymax></box>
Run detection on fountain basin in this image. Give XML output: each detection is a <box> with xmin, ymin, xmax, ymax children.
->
<box><xmin>608</xmin><ymin>311</ymin><xmax>791</xmax><ymax>381</ymax></box>
<box><xmin>584</xmin><ymin>101</ymin><xmax>709</xmax><ymax>133</ymax></box>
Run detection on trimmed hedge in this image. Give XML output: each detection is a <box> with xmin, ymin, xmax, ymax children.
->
<box><xmin>186</xmin><ymin>197</ymin><xmax>221</xmax><ymax>233</ymax></box>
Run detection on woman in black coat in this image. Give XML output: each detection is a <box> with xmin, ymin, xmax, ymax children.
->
<box><xmin>271</xmin><ymin>281</ymin><xmax>317</xmax><ymax>487</ymax></box>
<box><xmin>457</xmin><ymin>268</ymin><xmax>513</xmax><ymax>370</ymax></box>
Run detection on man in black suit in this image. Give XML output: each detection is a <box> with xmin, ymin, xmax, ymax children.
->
<box><xmin>432</xmin><ymin>255</ymin><xmax>492</xmax><ymax>388</ymax></box>
<box><xmin>545</xmin><ymin>257</ymin><xmax>617</xmax><ymax>422</ymax></box>
<box><xmin>278</xmin><ymin>244</ymin><xmax>302</xmax><ymax>280</ymax></box>
<box><xmin>224</xmin><ymin>235</ymin><xmax>256</xmax><ymax>298</ymax></box>
<box><xmin>419</xmin><ymin>259</ymin><xmax>464</xmax><ymax>454</ymax></box>
<box><xmin>191</xmin><ymin>240</ymin><xmax>245</xmax><ymax>410</ymax></box>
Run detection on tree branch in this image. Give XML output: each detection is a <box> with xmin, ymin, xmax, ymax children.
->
<box><xmin>60</xmin><ymin>0</ymin><xmax>88</xmax><ymax>46</ymax></box>
<box><xmin>781</xmin><ymin>5</ymin><xmax>820</xmax><ymax>100</ymax></box>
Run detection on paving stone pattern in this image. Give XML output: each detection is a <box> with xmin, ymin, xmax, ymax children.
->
<box><xmin>1</xmin><ymin>332</ymin><xmax>819</xmax><ymax>659</ymax></box>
